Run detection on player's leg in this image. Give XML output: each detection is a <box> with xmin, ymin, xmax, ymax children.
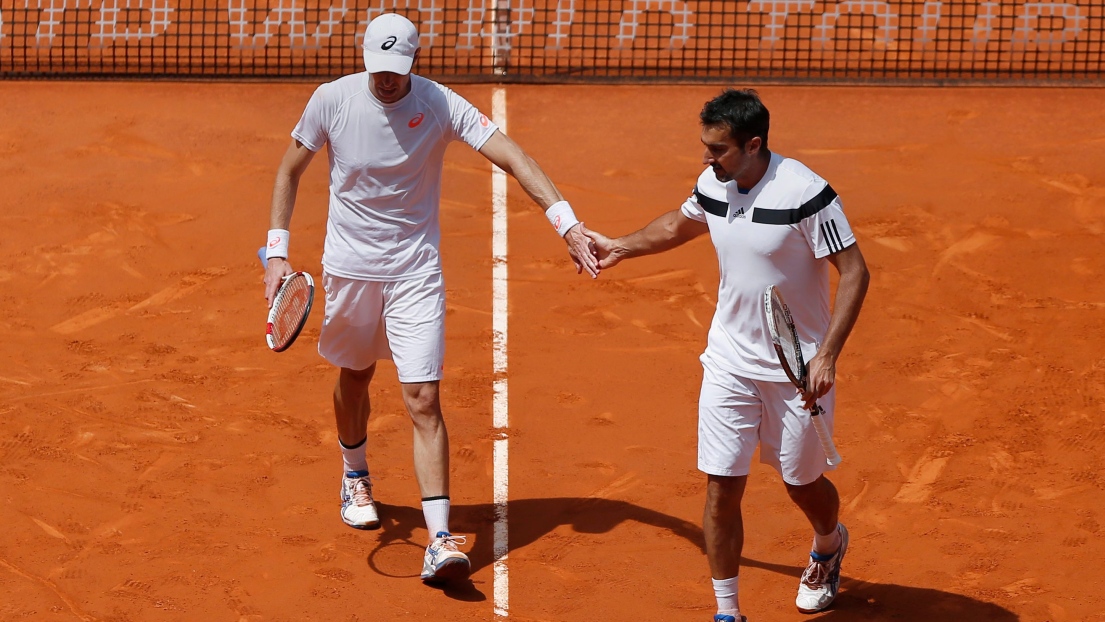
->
<box><xmin>787</xmin><ymin>475</ymin><xmax>847</xmax><ymax>613</ymax></box>
<box><xmin>698</xmin><ymin>355</ymin><xmax>760</xmax><ymax>622</ymax></box>
<box><xmin>383</xmin><ymin>272</ymin><xmax>470</xmax><ymax>583</ymax></box>
<box><xmin>399</xmin><ymin>380</ymin><xmax>450</xmax><ymax>499</ymax></box>
<box><xmin>785</xmin><ymin>475</ymin><xmax>840</xmax><ymax>549</ymax></box>
<box><xmin>704</xmin><ymin>474</ymin><xmax>748</xmax><ymax>622</ymax></box>
<box><xmin>760</xmin><ymin>380</ymin><xmax>847</xmax><ymax>613</ymax></box>
<box><xmin>400</xmin><ymin>379</ymin><xmax>468</xmax><ymax>583</ymax></box>
<box><xmin>318</xmin><ymin>274</ymin><xmax>390</xmax><ymax>530</ymax></box>
<box><xmin>334</xmin><ymin>364</ymin><xmax>376</xmax><ymax>447</ymax></box>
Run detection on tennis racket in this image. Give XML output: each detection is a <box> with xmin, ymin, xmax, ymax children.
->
<box><xmin>259</xmin><ymin>247</ymin><xmax>315</xmax><ymax>352</ymax></box>
<box><xmin>763</xmin><ymin>285</ymin><xmax>842</xmax><ymax>466</ymax></box>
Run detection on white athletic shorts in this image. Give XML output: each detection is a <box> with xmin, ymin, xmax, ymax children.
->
<box><xmin>318</xmin><ymin>271</ymin><xmax>445</xmax><ymax>383</ymax></box>
<box><xmin>697</xmin><ymin>354</ymin><xmax>836</xmax><ymax>486</ymax></box>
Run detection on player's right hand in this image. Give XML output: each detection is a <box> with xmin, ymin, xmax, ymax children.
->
<box><xmin>580</xmin><ymin>224</ymin><xmax>625</xmax><ymax>270</ymax></box>
<box><xmin>564</xmin><ymin>223</ymin><xmax>600</xmax><ymax>278</ymax></box>
<box><xmin>263</xmin><ymin>257</ymin><xmax>295</xmax><ymax>308</ymax></box>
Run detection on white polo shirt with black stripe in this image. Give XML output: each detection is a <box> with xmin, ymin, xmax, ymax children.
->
<box><xmin>681</xmin><ymin>152</ymin><xmax>856</xmax><ymax>382</ymax></box>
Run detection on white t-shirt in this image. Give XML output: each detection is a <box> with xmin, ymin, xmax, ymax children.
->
<box><xmin>292</xmin><ymin>74</ymin><xmax>498</xmax><ymax>281</ymax></box>
<box><xmin>681</xmin><ymin>152</ymin><xmax>856</xmax><ymax>382</ymax></box>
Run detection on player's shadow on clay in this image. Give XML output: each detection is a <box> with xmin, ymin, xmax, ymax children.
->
<box><xmin>369</xmin><ymin>499</ymin><xmax>1018</xmax><ymax>619</ymax></box>
<box><xmin>741</xmin><ymin>558</ymin><xmax>1019</xmax><ymax>621</ymax></box>
<box><xmin>367</xmin><ymin>497</ymin><xmax>703</xmax><ymax>602</ymax></box>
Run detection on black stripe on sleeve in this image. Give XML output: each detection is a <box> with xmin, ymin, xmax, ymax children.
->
<box><xmin>817</xmin><ymin>224</ymin><xmax>830</xmax><ymax>252</ymax></box>
<box><xmin>828</xmin><ymin>219</ymin><xmax>845</xmax><ymax>251</ymax></box>
<box><xmin>694</xmin><ymin>187</ymin><xmax>729</xmax><ymax>217</ymax></box>
<box><xmin>751</xmin><ymin>184</ymin><xmax>838</xmax><ymax>225</ymax></box>
<box><xmin>819</xmin><ymin>222</ymin><xmax>837</xmax><ymax>253</ymax></box>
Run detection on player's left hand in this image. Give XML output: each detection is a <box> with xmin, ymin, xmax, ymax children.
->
<box><xmin>263</xmin><ymin>257</ymin><xmax>295</xmax><ymax>309</ymax></box>
<box><xmin>564</xmin><ymin>223</ymin><xmax>600</xmax><ymax>278</ymax></box>
<box><xmin>802</xmin><ymin>351</ymin><xmax>836</xmax><ymax>410</ymax></box>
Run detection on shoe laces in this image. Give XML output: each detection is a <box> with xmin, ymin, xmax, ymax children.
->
<box><xmin>434</xmin><ymin>533</ymin><xmax>467</xmax><ymax>552</ymax></box>
<box><xmin>801</xmin><ymin>555</ymin><xmax>832</xmax><ymax>588</ymax></box>
<box><xmin>347</xmin><ymin>475</ymin><xmax>374</xmax><ymax>507</ymax></box>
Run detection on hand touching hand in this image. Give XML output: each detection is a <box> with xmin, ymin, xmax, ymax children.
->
<box><xmin>564</xmin><ymin>224</ymin><xmax>600</xmax><ymax>278</ymax></box>
<box><xmin>580</xmin><ymin>224</ymin><xmax>627</xmax><ymax>270</ymax></box>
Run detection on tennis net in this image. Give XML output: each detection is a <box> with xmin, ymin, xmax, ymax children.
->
<box><xmin>2</xmin><ymin>0</ymin><xmax>1102</xmax><ymax>82</ymax></box>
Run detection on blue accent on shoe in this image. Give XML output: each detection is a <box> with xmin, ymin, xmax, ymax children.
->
<box><xmin>345</xmin><ymin>470</ymin><xmax>368</xmax><ymax>478</ymax></box>
<box><xmin>435</xmin><ymin>531</ymin><xmax>451</xmax><ymax>538</ymax></box>
<box><xmin>714</xmin><ymin>615</ymin><xmax>738</xmax><ymax>622</ymax></box>
<box><xmin>810</xmin><ymin>549</ymin><xmax>836</xmax><ymax>562</ymax></box>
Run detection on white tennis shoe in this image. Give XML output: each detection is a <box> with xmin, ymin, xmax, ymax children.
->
<box><xmin>796</xmin><ymin>523</ymin><xmax>849</xmax><ymax>613</ymax></box>
<box><xmin>339</xmin><ymin>470</ymin><xmax>380</xmax><ymax>530</ymax></box>
<box><xmin>420</xmin><ymin>531</ymin><xmax>471</xmax><ymax>584</ymax></box>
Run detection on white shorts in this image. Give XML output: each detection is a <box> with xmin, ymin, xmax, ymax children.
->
<box><xmin>318</xmin><ymin>271</ymin><xmax>445</xmax><ymax>383</ymax></box>
<box><xmin>697</xmin><ymin>355</ymin><xmax>836</xmax><ymax>486</ymax></box>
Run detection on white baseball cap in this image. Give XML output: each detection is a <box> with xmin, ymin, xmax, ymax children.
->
<box><xmin>362</xmin><ymin>13</ymin><xmax>420</xmax><ymax>75</ymax></box>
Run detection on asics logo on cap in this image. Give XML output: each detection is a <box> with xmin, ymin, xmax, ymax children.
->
<box><xmin>381</xmin><ymin>35</ymin><xmax>397</xmax><ymax>50</ymax></box>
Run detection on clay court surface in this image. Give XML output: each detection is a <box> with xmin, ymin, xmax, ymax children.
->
<box><xmin>1</xmin><ymin>81</ymin><xmax>1102</xmax><ymax>621</ymax></box>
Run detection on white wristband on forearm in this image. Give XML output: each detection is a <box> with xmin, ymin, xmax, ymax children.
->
<box><xmin>266</xmin><ymin>229</ymin><xmax>290</xmax><ymax>260</ymax></box>
<box><xmin>545</xmin><ymin>201</ymin><xmax>579</xmax><ymax>237</ymax></box>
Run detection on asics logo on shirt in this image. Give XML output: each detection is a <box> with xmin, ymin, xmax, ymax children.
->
<box><xmin>381</xmin><ymin>36</ymin><xmax>397</xmax><ymax>50</ymax></box>
<box><xmin>408</xmin><ymin>113</ymin><xmax>425</xmax><ymax>128</ymax></box>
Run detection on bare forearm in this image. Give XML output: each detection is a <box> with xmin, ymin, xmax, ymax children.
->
<box><xmin>498</xmin><ymin>151</ymin><xmax>563</xmax><ymax>210</ymax></box>
<box><xmin>269</xmin><ymin>139</ymin><xmax>315</xmax><ymax>232</ymax></box>
<box><xmin>615</xmin><ymin>211</ymin><xmax>697</xmax><ymax>259</ymax></box>
<box><xmin>270</xmin><ymin>171</ymin><xmax>299</xmax><ymax>230</ymax></box>
<box><xmin>820</xmin><ymin>263</ymin><xmax>870</xmax><ymax>360</ymax></box>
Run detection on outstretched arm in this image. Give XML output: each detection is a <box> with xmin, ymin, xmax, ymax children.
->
<box><xmin>477</xmin><ymin>130</ymin><xmax>599</xmax><ymax>278</ymax></box>
<box><xmin>264</xmin><ymin>139</ymin><xmax>316</xmax><ymax>307</ymax></box>
<box><xmin>583</xmin><ymin>209</ymin><xmax>710</xmax><ymax>270</ymax></box>
<box><xmin>802</xmin><ymin>242</ymin><xmax>870</xmax><ymax>409</ymax></box>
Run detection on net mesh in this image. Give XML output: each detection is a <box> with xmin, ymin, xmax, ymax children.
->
<box><xmin>2</xmin><ymin>1</ymin><xmax>1102</xmax><ymax>82</ymax></box>
<box><xmin>270</xmin><ymin>275</ymin><xmax>312</xmax><ymax>349</ymax></box>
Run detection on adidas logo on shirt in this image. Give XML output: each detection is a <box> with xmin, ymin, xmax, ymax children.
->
<box><xmin>734</xmin><ymin>207</ymin><xmax>746</xmax><ymax>219</ymax></box>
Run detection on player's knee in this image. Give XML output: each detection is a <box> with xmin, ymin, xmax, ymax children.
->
<box><xmin>705</xmin><ymin>475</ymin><xmax>746</xmax><ymax>511</ymax></box>
<box><xmin>402</xmin><ymin>385</ymin><xmax>442</xmax><ymax>421</ymax></box>
<box><xmin>784</xmin><ymin>475</ymin><xmax>832</xmax><ymax>504</ymax></box>
<box><xmin>340</xmin><ymin>364</ymin><xmax>376</xmax><ymax>385</ymax></box>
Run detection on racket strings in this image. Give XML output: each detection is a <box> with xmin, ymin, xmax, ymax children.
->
<box><xmin>771</xmin><ymin>302</ymin><xmax>804</xmax><ymax>381</ymax></box>
<box><xmin>271</xmin><ymin>278</ymin><xmax>311</xmax><ymax>346</ymax></box>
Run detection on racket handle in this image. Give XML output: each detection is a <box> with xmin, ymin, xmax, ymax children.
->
<box><xmin>257</xmin><ymin>246</ymin><xmax>267</xmax><ymax>268</ymax></box>
<box><xmin>810</xmin><ymin>404</ymin><xmax>842</xmax><ymax>467</ymax></box>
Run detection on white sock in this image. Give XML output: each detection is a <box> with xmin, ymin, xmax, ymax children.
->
<box><xmin>422</xmin><ymin>497</ymin><xmax>450</xmax><ymax>540</ymax></box>
<box><xmin>712</xmin><ymin>576</ymin><xmax>740</xmax><ymax>617</ymax></box>
<box><xmin>813</xmin><ymin>523</ymin><xmax>841</xmax><ymax>555</ymax></box>
<box><xmin>339</xmin><ymin>436</ymin><xmax>368</xmax><ymax>474</ymax></box>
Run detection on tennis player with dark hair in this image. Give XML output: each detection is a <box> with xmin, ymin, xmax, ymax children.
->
<box><xmin>262</xmin><ymin>13</ymin><xmax>597</xmax><ymax>585</ymax></box>
<box><xmin>584</xmin><ymin>88</ymin><xmax>869</xmax><ymax>620</ymax></box>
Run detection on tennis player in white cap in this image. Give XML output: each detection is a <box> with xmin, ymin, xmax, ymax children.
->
<box><xmin>262</xmin><ymin>12</ymin><xmax>598</xmax><ymax>585</ymax></box>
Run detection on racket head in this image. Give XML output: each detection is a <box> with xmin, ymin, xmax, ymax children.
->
<box><xmin>763</xmin><ymin>285</ymin><xmax>807</xmax><ymax>389</ymax></box>
<box><xmin>266</xmin><ymin>272</ymin><xmax>315</xmax><ymax>352</ymax></box>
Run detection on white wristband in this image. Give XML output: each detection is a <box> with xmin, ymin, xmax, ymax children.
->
<box><xmin>545</xmin><ymin>201</ymin><xmax>579</xmax><ymax>237</ymax></box>
<box><xmin>266</xmin><ymin>229</ymin><xmax>290</xmax><ymax>260</ymax></box>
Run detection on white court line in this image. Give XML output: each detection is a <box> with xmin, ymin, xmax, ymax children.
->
<box><xmin>491</xmin><ymin>86</ymin><xmax>510</xmax><ymax>618</ymax></box>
